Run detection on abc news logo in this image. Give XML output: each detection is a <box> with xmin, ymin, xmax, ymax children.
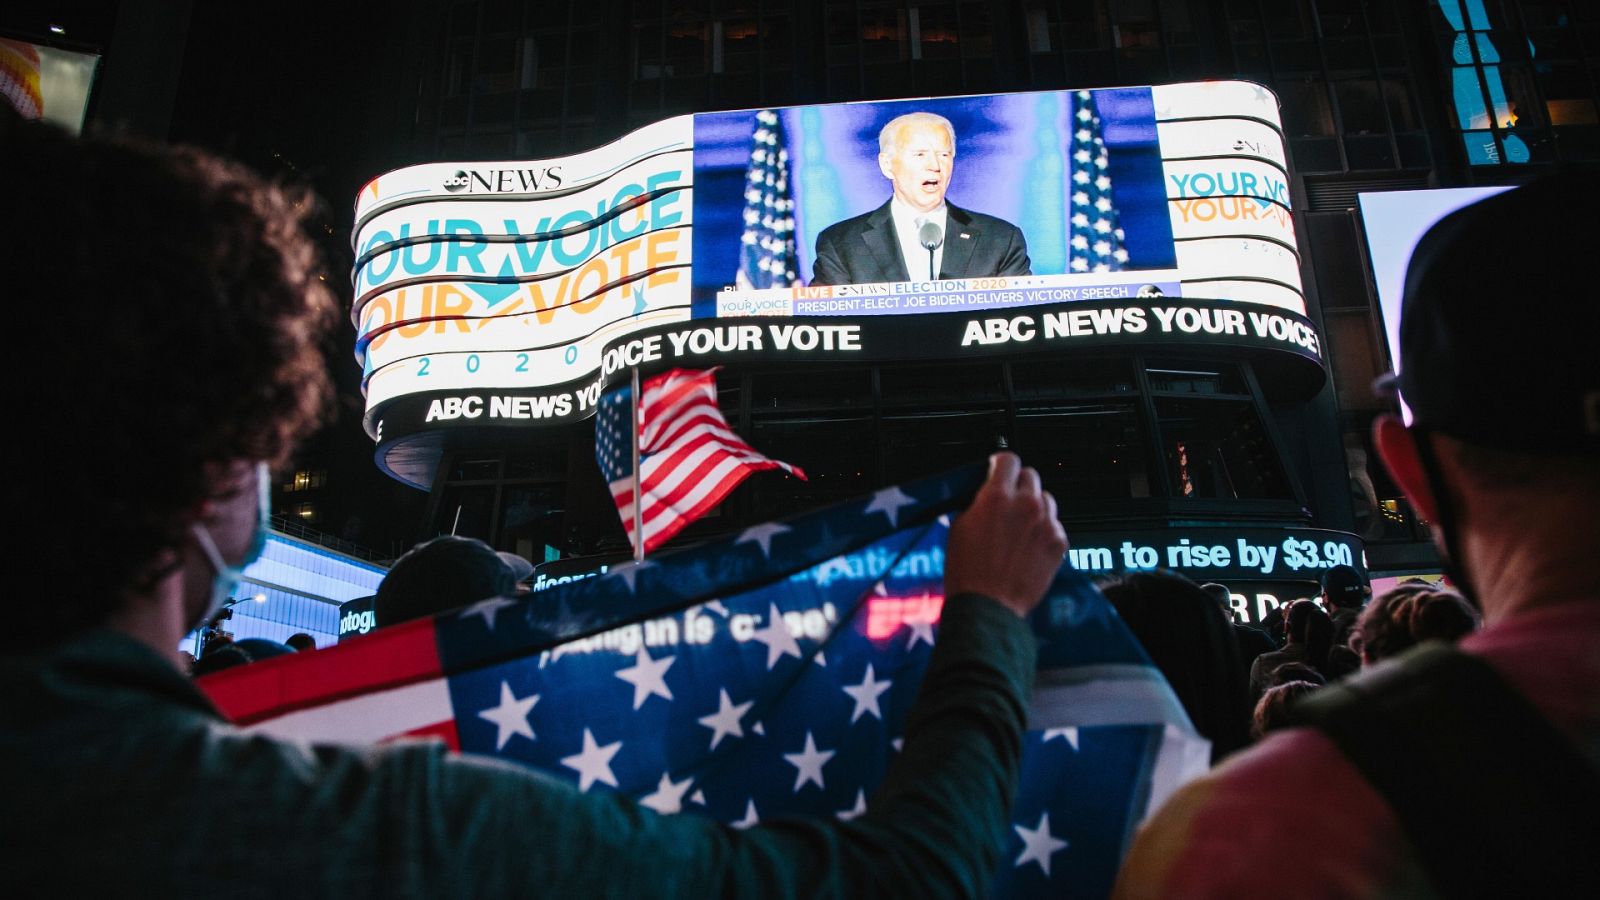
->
<box><xmin>442</xmin><ymin>165</ymin><xmax>565</xmax><ymax>194</ymax></box>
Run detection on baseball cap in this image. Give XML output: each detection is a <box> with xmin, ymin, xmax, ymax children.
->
<box><xmin>1389</xmin><ymin>170</ymin><xmax>1600</xmax><ymax>452</ymax></box>
<box><xmin>1320</xmin><ymin>565</ymin><xmax>1366</xmax><ymax>607</ymax></box>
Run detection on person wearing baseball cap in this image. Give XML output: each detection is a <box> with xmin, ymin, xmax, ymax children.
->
<box><xmin>1116</xmin><ymin>171</ymin><xmax>1600</xmax><ymax>898</ymax></box>
<box><xmin>1320</xmin><ymin>564</ymin><xmax>1368</xmax><ymax>676</ymax></box>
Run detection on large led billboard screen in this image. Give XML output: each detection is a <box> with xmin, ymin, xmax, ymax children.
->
<box><xmin>0</xmin><ymin>38</ymin><xmax>98</xmax><ymax>134</ymax></box>
<box><xmin>1356</xmin><ymin>185</ymin><xmax>1510</xmax><ymax>423</ymax></box>
<box><xmin>353</xmin><ymin>81</ymin><xmax>1317</xmax><ymax>483</ymax></box>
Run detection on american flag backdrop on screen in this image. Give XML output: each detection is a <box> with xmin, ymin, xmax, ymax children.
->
<box><xmin>596</xmin><ymin>367</ymin><xmax>804</xmax><ymax>554</ymax></box>
<box><xmin>202</xmin><ymin>463</ymin><xmax>1210</xmax><ymax>900</ymax></box>
<box><xmin>1069</xmin><ymin>90</ymin><xmax>1130</xmax><ymax>273</ymax></box>
<box><xmin>735</xmin><ymin>109</ymin><xmax>800</xmax><ymax>290</ymax></box>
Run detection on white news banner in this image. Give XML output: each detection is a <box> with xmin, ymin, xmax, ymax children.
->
<box><xmin>714</xmin><ymin>271</ymin><xmax>1186</xmax><ymax>318</ymax></box>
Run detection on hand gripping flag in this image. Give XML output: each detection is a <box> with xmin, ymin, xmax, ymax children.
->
<box><xmin>596</xmin><ymin>367</ymin><xmax>804</xmax><ymax>554</ymax></box>
<box><xmin>203</xmin><ymin>463</ymin><xmax>1208</xmax><ymax>898</ymax></box>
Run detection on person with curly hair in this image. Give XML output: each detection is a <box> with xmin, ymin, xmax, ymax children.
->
<box><xmin>1250</xmin><ymin>680</ymin><xmax>1320</xmax><ymax>741</ymax></box>
<box><xmin>0</xmin><ymin>112</ymin><xmax>1075</xmax><ymax>897</ymax></box>
<box><xmin>1352</xmin><ymin>584</ymin><xmax>1478</xmax><ymax>666</ymax></box>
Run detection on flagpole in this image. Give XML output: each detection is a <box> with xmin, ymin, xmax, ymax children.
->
<box><xmin>631</xmin><ymin>365</ymin><xmax>644</xmax><ymax>562</ymax></box>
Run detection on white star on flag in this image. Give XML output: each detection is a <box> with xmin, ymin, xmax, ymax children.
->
<box><xmin>905</xmin><ymin>615</ymin><xmax>936</xmax><ymax>650</ymax></box>
<box><xmin>750</xmin><ymin>603</ymin><xmax>802</xmax><ymax>669</ymax></box>
<box><xmin>609</xmin><ymin>560</ymin><xmax>655</xmax><ymax>593</ymax></box>
<box><xmin>697</xmin><ymin>688</ymin><xmax>753</xmax><ymax>749</ymax></box>
<box><xmin>783</xmin><ymin>731</ymin><xmax>835</xmax><ymax>791</ymax></box>
<box><xmin>1014</xmin><ymin>812</ymin><xmax>1070</xmax><ymax>876</ymax></box>
<box><xmin>1043</xmin><ymin>727</ymin><xmax>1080</xmax><ymax>750</ymax></box>
<box><xmin>842</xmin><ymin>664</ymin><xmax>893</xmax><ymax>723</ymax></box>
<box><xmin>459</xmin><ymin>595</ymin><xmax>519</xmax><ymax>631</ymax></box>
<box><xmin>615</xmin><ymin>648</ymin><xmax>675</xmax><ymax>710</ymax></box>
<box><xmin>863</xmin><ymin>486</ymin><xmax>916</xmax><ymax>527</ymax></box>
<box><xmin>477</xmin><ymin>681</ymin><xmax>539</xmax><ymax>751</ymax></box>
<box><xmin>561</xmin><ymin>728</ymin><xmax>622</xmax><ymax>792</ymax></box>
<box><xmin>732</xmin><ymin>799</ymin><xmax>760</xmax><ymax>829</ymax></box>
<box><xmin>735</xmin><ymin>522</ymin><xmax>790</xmax><ymax>558</ymax></box>
<box><xmin>639</xmin><ymin>771</ymin><xmax>695</xmax><ymax>814</ymax></box>
<box><xmin>836</xmin><ymin>790</ymin><xmax>868</xmax><ymax>821</ymax></box>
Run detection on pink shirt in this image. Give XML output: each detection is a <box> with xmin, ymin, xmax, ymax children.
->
<box><xmin>1114</xmin><ymin>601</ymin><xmax>1600</xmax><ymax>899</ymax></box>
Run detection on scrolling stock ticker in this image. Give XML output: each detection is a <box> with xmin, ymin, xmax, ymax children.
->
<box><xmin>351</xmin><ymin>81</ymin><xmax>1316</xmax><ymax>490</ymax></box>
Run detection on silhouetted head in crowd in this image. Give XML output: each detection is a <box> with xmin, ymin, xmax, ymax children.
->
<box><xmin>1260</xmin><ymin>603</ymin><xmax>1287</xmax><ymax>644</ymax></box>
<box><xmin>1321</xmin><ymin>565</ymin><xmax>1368</xmax><ymax>611</ymax></box>
<box><xmin>1283</xmin><ymin>599</ymin><xmax>1335</xmax><ymax>672</ymax></box>
<box><xmin>285</xmin><ymin>632</ymin><xmax>318</xmax><ymax>652</ymax></box>
<box><xmin>1265</xmin><ymin>661</ymin><xmax>1325</xmax><ymax>688</ymax></box>
<box><xmin>1100</xmin><ymin>570</ymin><xmax>1253</xmax><ymax>762</ymax></box>
<box><xmin>1353</xmin><ymin>584</ymin><xmax>1479</xmax><ymax>666</ymax></box>
<box><xmin>375</xmin><ymin>536</ymin><xmax>516</xmax><ymax>627</ymax></box>
<box><xmin>3</xmin><ymin>114</ymin><xmax>337</xmax><ymax>652</ymax></box>
<box><xmin>499</xmin><ymin>552</ymin><xmax>536</xmax><ymax>595</ymax></box>
<box><xmin>1251</xmin><ymin>680</ymin><xmax>1320</xmax><ymax>741</ymax></box>
<box><xmin>192</xmin><ymin>637</ymin><xmax>294</xmax><ymax>678</ymax></box>
<box><xmin>1199</xmin><ymin>583</ymin><xmax>1232</xmax><ymax>616</ymax></box>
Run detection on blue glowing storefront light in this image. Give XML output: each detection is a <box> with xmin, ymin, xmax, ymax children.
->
<box><xmin>182</xmin><ymin>532</ymin><xmax>388</xmax><ymax>652</ymax></box>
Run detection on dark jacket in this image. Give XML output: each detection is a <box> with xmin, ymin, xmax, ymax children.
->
<box><xmin>810</xmin><ymin>200</ymin><xmax>1031</xmax><ymax>286</ymax></box>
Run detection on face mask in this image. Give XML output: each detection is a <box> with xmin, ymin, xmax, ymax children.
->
<box><xmin>190</xmin><ymin>461</ymin><xmax>272</xmax><ymax>627</ymax></box>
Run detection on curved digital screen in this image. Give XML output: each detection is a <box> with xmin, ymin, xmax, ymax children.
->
<box><xmin>351</xmin><ymin>81</ymin><xmax>1312</xmax><ymax>480</ymax></box>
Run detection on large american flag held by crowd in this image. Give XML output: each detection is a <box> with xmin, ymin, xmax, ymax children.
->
<box><xmin>596</xmin><ymin>367</ymin><xmax>804</xmax><ymax>554</ymax></box>
<box><xmin>203</xmin><ymin>464</ymin><xmax>1208</xmax><ymax>898</ymax></box>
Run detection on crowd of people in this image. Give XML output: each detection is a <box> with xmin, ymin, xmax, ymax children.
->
<box><xmin>3</xmin><ymin>108</ymin><xmax>1596</xmax><ymax>896</ymax></box>
<box><xmin>1098</xmin><ymin>566</ymin><xmax>1481</xmax><ymax>763</ymax></box>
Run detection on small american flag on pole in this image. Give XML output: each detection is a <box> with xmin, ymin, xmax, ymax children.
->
<box><xmin>735</xmin><ymin>109</ymin><xmax>799</xmax><ymax>290</ymax></box>
<box><xmin>596</xmin><ymin>368</ymin><xmax>805</xmax><ymax>555</ymax></box>
<box><xmin>1068</xmin><ymin>90</ymin><xmax>1130</xmax><ymax>273</ymax></box>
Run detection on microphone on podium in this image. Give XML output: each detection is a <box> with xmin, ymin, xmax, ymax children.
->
<box><xmin>918</xmin><ymin>220</ymin><xmax>944</xmax><ymax>280</ymax></box>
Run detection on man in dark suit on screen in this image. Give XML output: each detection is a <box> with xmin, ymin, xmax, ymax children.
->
<box><xmin>810</xmin><ymin>112</ymin><xmax>1031</xmax><ymax>286</ymax></box>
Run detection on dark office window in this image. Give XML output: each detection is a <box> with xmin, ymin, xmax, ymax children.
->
<box><xmin>747</xmin><ymin>414</ymin><xmax>877</xmax><ymax>514</ymax></box>
<box><xmin>880</xmin><ymin>409</ymin><xmax>1008</xmax><ymax>482</ymax></box>
<box><xmin>499</xmin><ymin>484</ymin><xmax>565</xmax><ymax>554</ymax></box>
<box><xmin>879</xmin><ymin>363</ymin><xmax>1006</xmax><ymax>406</ymax></box>
<box><xmin>1011</xmin><ymin>357</ymin><xmax>1136</xmax><ymax>398</ymax></box>
<box><xmin>750</xmin><ymin>368</ymin><xmax>871</xmax><ymax>410</ymax></box>
<box><xmin>1155</xmin><ymin>398</ymin><xmax>1290</xmax><ymax>500</ymax></box>
<box><xmin>475</xmin><ymin>36</ymin><xmax>519</xmax><ymax>93</ymax></box>
<box><xmin>1144</xmin><ymin>359</ymin><xmax>1247</xmax><ymax>395</ymax></box>
<box><xmin>436</xmin><ymin>484</ymin><xmax>497</xmax><ymax>540</ymax></box>
<box><xmin>1015</xmin><ymin>402</ymin><xmax>1153</xmax><ymax>500</ymax></box>
<box><xmin>1277</xmin><ymin>77</ymin><xmax>1337</xmax><ymax>135</ymax></box>
<box><xmin>449</xmin><ymin>457</ymin><xmax>502</xmax><ymax>481</ymax></box>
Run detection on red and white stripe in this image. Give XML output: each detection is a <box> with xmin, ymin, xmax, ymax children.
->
<box><xmin>611</xmin><ymin>368</ymin><xmax>804</xmax><ymax>553</ymax></box>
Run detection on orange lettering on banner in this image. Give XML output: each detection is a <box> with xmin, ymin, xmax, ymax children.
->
<box><xmin>1174</xmin><ymin>196</ymin><xmax>1292</xmax><ymax>228</ymax></box>
<box><xmin>644</xmin><ymin>229</ymin><xmax>683</xmax><ymax>290</ymax></box>
<box><xmin>396</xmin><ymin>285</ymin><xmax>434</xmax><ymax>338</ymax></box>
<box><xmin>366</xmin><ymin>228</ymin><xmax>688</xmax><ymax>340</ymax></box>
<box><xmin>433</xmin><ymin>285</ymin><xmax>474</xmax><ymax>334</ymax></box>
<box><xmin>568</xmin><ymin>255</ymin><xmax>611</xmax><ymax>316</ymax></box>
<box><xmin>361</xmin><ymin>292</ymin><xmax>400</xmax><ymax>353</ymax></box>
<box><xmin>526</xmin><ymin>276</ymin><xmax>572</xmax><ymax>325</ymax></box>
